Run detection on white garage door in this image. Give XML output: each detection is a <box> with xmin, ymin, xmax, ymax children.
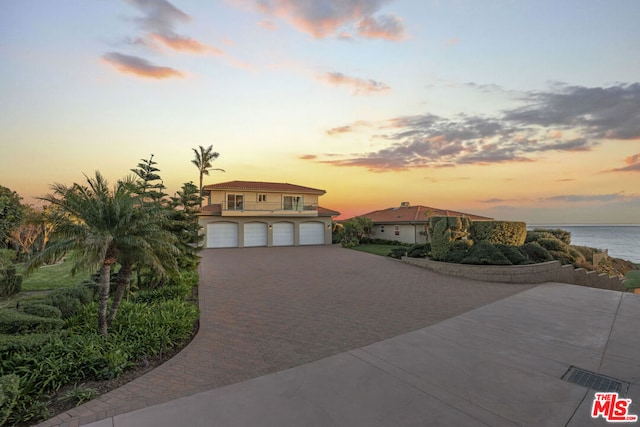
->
<box><xmin>299</xmin><ymin>222</ymin><xmax>325</xmax><ymax>245</ymax></box>
<box><xmin>206</xmin><ymin>223</ymin><xmax>238</xmax><ymax>248</ymax></box>
<box><xmin>244</xmin><ymin>222</ymin><xmax>267</xmax><ymax>247</ymax></box>
<box><xmin>272</xmin><ymin>222</ymin><xmax>294</xmax><ymax>246</ymax></box>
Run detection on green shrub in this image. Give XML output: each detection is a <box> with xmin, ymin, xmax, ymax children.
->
<box><xmin>0</xmin><ymin>264</ymin><xmax>22</xmax><ymax>297</ymax></box>
<box><xmin>533</xmin><ymin>228</ymin><xmax>571</xmax><ymax>245</ymax></box>
<box><xmin>537</xmin><ymin>237</ymin><xmax>568</xmax><ymax>252</ymax></box>
<box><xmin>623</xmin><ymin>270</ymin><xmax>640</xmax><ymax>290</ymax></box>
<box><xmin>0</xmin><ymin>249</ymin><xmax>17</xmax><ymax>268</ymax></box>
<box><xmin>406</xmin><ymin>243</ymin><xmax>430</xmax><ymax>258</ymax></box>
<box><xmin>0</xmin><ymin>374</ymin><xmax>20</xmax><ymax>426</ymax></box>
<box><xmin>470</xmin><ymin>221</ymin><xmax>527</xmax><ymax>245</ymax></box>
<box><xmin>461</xmin><ymin>241</ymin><xmax>512</xmax><ymax>265</ymax></box>
<box><xmin>387</xmin><ymin>247</ymin><xmax>408</xmax><ymax>259</ymax></box>
<box><xmin>22</xmin><ymin>304</ymin><xmax>62</xmax><ymax>319</ymax></box>
<box><xmin>0</xmin><ymin>310</ymin><xmax>64</xmax><ymax>334</ymax></box>
<box><xmin>519</xmin><ymin>242</ymin><xmax>553</xmax><ymax>263</ymax></box>
<box><xmin>0</xmin><ymin>333</ymin><xmax>55</xmax><ymax>355</ymax></box>
<box><xmin>43</xmin><ymin>283</ymin><xmax>96</xmax><ymax>318</ymax></box>
<box><xmin>361</xmin><ymin>237</ymin><xmax>408</xmax><ymax>246</ymax></box>
<box><xmin>495</xmin><ymin>244</ymin><xmax>530</xmax><ymax>265</ymax></box>
<box><xmin>429</xmin><ymin>218</ymin><xmax>451</xmax><ymax>261</ymax></box>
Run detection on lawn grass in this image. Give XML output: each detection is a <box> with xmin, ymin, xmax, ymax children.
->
<box><xmin>350</xmin><ymin>244</ymin><xmax>397</xmax><ymax>257</ymax></box>
<box><xmin>18</xmin><ymin>258</ymin><xmax>90</xmax><ymax>292</ymax></box>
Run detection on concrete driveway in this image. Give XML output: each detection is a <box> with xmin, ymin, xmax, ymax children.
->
<box><xmin>39</xmin><ymin>245</ymin><xmax>536</xmax><ymax>426</ymax></box>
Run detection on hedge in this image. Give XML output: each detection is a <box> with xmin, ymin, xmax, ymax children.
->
<box><xmin>532</xmin><ymin>228</ymin><xmax>571</xmax><ymax>245</ymax></box>
<box><xmin>461</xmin><ymin>241</ymin><xmax>512</xmax><ymax>265</ymax></box>
<box><xmin>470</xmin><ymin>221</ymin><xmax>527</xmax><ymax>246</ymax></box>
<box><xmin>21</xmin><ymin>304</ymin><xmax>62</xmax><ymax>319</ymax></box>
<box><xmin>0</xmin><ymin>310</ymin><xmax>64</xmax><ymax>335</ymax></box>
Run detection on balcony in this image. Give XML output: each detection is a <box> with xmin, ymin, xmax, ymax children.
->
<box><xmin>219</xmin><ymin>201</ymin><xmax>319</xmax><ymax>217</ymax></box>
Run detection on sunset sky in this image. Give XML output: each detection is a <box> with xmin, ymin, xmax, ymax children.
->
<box><xmin>2</xmin><ymin>0</ymin><xmax>639</xmax><ymax>223</ymax></box>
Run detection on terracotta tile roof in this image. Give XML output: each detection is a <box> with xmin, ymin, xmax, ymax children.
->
<box><xmin>203</xmin><ymin>180</ymin><xmax>326</xmax><ymax>195</ymax></box>
<box><xmin>358</xmin><ymin>205</ymin><xmax>493</xmax><ymax>224</ymax></box>
<box><xmin>318</xmin><ymin>206</ymin><xmax>340</xmax><ymax>217</ymax></box>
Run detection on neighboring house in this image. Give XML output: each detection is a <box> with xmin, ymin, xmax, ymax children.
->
<box><xmin>357</xmin><ymin>202</ymin><xmax>493</xmax><ymax>245</ymax></box>
<box><xmin>198</xmin><ymin>180</ymin><xmax>339</xmax><ymax>248</ymax></box>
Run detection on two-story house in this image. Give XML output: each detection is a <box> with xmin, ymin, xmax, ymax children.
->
<box><xmin>198</xmin><ymin>180</ymin><xmax>340</xmax><ymax>248</ymax></box>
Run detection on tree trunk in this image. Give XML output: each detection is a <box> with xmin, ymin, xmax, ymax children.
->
<box><xmin>97</xmin><ymin>263</ymin><xmax>112</xmax><ymax>337</ymax></box>
<box><xmin>199</xmin><ymin>173</ymin><xmax>204</xmax><ymax>207</ymax></box>
<box><xmin>109</xmin><ymin>262</ymin><xmax>132</xmax><ymax>325</ymax></box>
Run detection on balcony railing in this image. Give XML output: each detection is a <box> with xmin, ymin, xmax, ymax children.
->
<box><xmin>221</xmin><ymin>201</ymin><xmax>318</xmax><ymax>212</ymax></box>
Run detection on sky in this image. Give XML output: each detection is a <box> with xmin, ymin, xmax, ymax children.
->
<box><xmin>1</xmin><ymin>0</ymin><xmax>640</xmax><ymax>224</ymax></box>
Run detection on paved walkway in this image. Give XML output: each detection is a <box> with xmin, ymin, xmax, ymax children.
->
<box><xmin>85</xmin><ymin>283</ymin><xmax>640</xmax><ymax>427</ymax></box>
<box><xmin>38</xmin><ymin>245</ymin><xmax>534</xmax><ymax>427</ymax></box>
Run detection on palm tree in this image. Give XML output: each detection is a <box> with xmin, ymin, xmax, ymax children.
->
<box><xmin>27</xmin><ymin>172</ymin><xmax>179</xmax><ymax>336</ymax></box>
<box><xmin>191</xmin><ymin>145</ymin><xmax>224</xmax><ymax>206</ymax></box>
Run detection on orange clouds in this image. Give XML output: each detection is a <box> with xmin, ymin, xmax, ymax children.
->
<box><xmin>322</xmin><ymin>72</ymin><xmax>390</xmax><ymax>95</ymax></box>
<box><xmin>244</xmin><ymin>0</ymin><xmax>406</xmax><ymax>41</ymax></box>
<box><xmin>150</xmin><ymin>33</ymin><xmax>224</xmax><ymax>55</ymax></box>
<box><xmin>102</xmin><ymin>53</ymin><xmax>183</xmax><ymax>79</ymax></box>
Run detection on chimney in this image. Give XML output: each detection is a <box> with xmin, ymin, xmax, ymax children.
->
<box><xmin>400</xmin><ymin>202</ymin><xmax>410</xmax><ymax>208</ymax></box>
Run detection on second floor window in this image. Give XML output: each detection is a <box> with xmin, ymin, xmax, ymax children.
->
<box><xmin>227</xmin><ymin>194</ymin><xmax>243</xmax><ymax>210</ymax></box>
<box><xmin>283</xmin><ymin>195</ymin><xmax>303</xmax><ymax>210</ymax></box>
<box><xmin>258</xmin><ymin>194</ymin><xmax>267</xmax><ymax>202</ymax></box>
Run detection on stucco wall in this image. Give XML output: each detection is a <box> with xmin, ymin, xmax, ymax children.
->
<box><xmin>371</xmin><ymin>224</ymin><xmax>427</xmax><ymax>244</ymax></box>
<box><xmin>402</xmin><ymin>257</ymin><xmax>625</xmax><ymax>291</ymax></box>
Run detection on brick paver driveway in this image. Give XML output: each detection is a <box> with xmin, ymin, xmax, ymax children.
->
<box><xmin>40</xmin><ymin>245</ymin><xmax>535</xmax><ymax>427</ymax></box>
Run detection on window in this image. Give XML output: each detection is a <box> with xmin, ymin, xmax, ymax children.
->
<box><xmin>257</xmin><ymin>194</ymin><xmax>267</xmax><ymax>202</ymax></box>
<box><xmin>283</xmin><ymin>195</ymin><xmax>303</xmax><ymax>210</ymax></box>
<box><xmin>380</xmin><ymin>225</ymin><xmax>385</xmax><ymax>233</ymax></box>
<box><xmin>227</xmin><ymin>194</ymin><xmax>243</xmax><ymax>210</ymax></box>
<box><xmin>394</xmin><ymin>225</ymin><xmax>400</xmax><ymax>236</ymax></box>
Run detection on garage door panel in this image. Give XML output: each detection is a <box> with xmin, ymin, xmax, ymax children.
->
<box><xmin>299</xmin><ymin>222</ymin><xmax>325</xmax><ymax>245</ymax></box>
<box><xmin>207</xmin><ymin>223</ymin><xmax>238</xmax><ymax>248</ymax></box>
<box><xmin>272</xmin><ymin>222</ymin><xmax>294</xmax><ymax>246</ymax></box>
<box><xmin>244</xmin><ymin>222</ymin><xmax>267</xmax><ymax>247</ymax></box>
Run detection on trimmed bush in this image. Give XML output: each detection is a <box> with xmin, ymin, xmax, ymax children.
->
<box><xmin>22</xmin><ymin>304</ymin><xmax>62</xmax><ymax>319</ymax></box>
<box><xmin>406</xmin><ymin>243</ymin><xmax>430</xmax><ymax>258</ymax></box>
<box><xmin>0</xmin><ymin>374</ymin><xmax>20</xmax><ymax>426</ymax></box>
<box><xmin>387</xmin><ymin>247</ymin><xmax>408</xmax><ymax>259</ymax></box>
<box><xmin>495</xmin><ymin>244</ymin><xmax>530</xmax><ymax>265</ymax></box>
<box><xmin>533</xmin><ymin>228</ymin><xmax>571</xmax><ymax>245</ymax></box>
<box><xmin>0</xmin><ymin>310</ymin><xmax>64</xmax><ymax>334</ymax></box>
<box><xmin>461</xmin><ymin>241</ymin><xmax>512</xmax><ymax>265</ymax></box>
<box><xmin>470</xmin><ymin>221</ymin><xmax>527</xmax><ymax>246</ymax></box>
<box><xmin>537</xmin><ymin>237</ymin><xmax>568</xmax><ymax>253</ymax></box>
<box><xmin>43</xmin><ymin>284</ymin><xmax>97</xmax><ymax>318</ymax></box>
<box><xmin>519</xmin><ymin>242</ymin><xmax>553</xmax><ymax>263</ymax></box>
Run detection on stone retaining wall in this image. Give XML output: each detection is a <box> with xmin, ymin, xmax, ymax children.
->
<box><xmin>402</xmin><ymin>257</ymin><xmax>625</xmax><ymax>291</ymax></box>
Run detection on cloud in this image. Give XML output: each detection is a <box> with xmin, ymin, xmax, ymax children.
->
<box><xmin>149</xmin><ymin>33</ymin><xmax>224</xmax><ymax>55</ymax></box>
<box><xmin>240</xmin><ymin>0</ymin><xmax>406</xmax><ymax>40</ymax></box>
<box><xmin>540</xmin><ymin>193</ymin><xmax>629</xmax><ymax>203</ymax></box>
<box><xmin>445</xmin><ymin>38</ymin><xmax>460</xmax><ymax>46</ymax></box>
<box><xmin>102</xmin><ymin>52</ymin><xmax>183</xmax><ymax>79</ymax></box>
<box><xmin>326</xmin><ymin>120</ymin><xmax>371</xmax><ymax>135</ymax></box>
<box><xmin>479</xmin><ymin>198</ymin><xmax>509</xmax><ymax>203</ymax></box>
<box><xmin>356</xmin><ymin>14</ymin><xmax>405</xmax><ymax>40</ymax></box>
<box><xmin>605</xmin><ymin>152</ymin><xmax>640</xmax><ymax>173</ymax></box>
<box><xmin>307</xmin><ymin>83</ymin><xmax>640</xmax><ymax>171</ymax></box>
<box><xmin>298</xmin><ymin>154</ymin><xmax>317</xmax><ymax>160</ymax></box>
<box><xmin>322</xmin><ymin>71</ymin><xmax>390</xmax><ymax>95</ymax></box>
<box><xmin>505</xmin><ymin>83</ymin><xmax>640</xmax><ymax>140</ymax></box>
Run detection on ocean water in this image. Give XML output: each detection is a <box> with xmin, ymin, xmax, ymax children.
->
<box><xmin>528</xmin><ymin>225</ymin><xmax>640</xmax><ymax>264</ymax></box>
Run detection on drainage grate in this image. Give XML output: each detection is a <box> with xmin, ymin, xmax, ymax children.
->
<box><xmin>562</xmin><ymin>366</ymin><xmax>629</xmax><ymax>395</ymax></box>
